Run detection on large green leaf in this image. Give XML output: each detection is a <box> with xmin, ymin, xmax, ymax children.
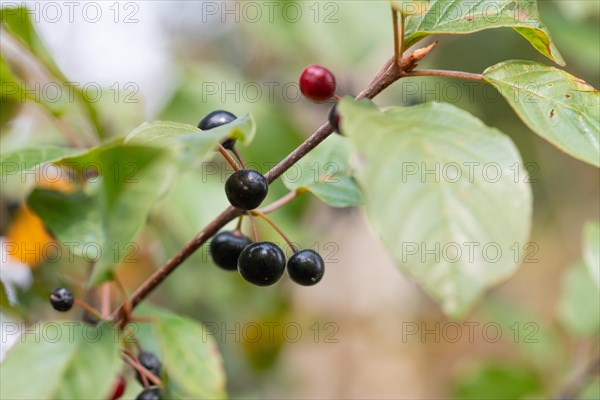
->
<box><xmin>0</xmin><ymin>322</ymin><xmax>121</xmax><ymax>399</ymax></box>
<box><xmin>339</xmin><ymin>98</ymin><xmax>532</xmax><ymax>318</ymax></box>
<box><xmin>404</xmin><ymin>0</ymin><xmax>564</xmax><ymax>65</ymax></box>
<box><xmin>484</xmin><ymin>60</ymin><xmax>600</xmax><ymax>167</ymax></box>
<box><xmin>27</xmin><ymin>141</ymin><xmax>173</xmax><ymax>285</ymax></box>
<box><xmin>558</xmin><ymin>262</ymin><xmax>600</xmax><ymax>337</ymax></box>
<box><xmin>583</xmin><ymin>221</ymin><xmax>600</xmax><ymax>288</ymax></box>
<box><xmin>0</xmin><ymin>147</ymin><xmax>80</xmax><ymax>178</ymax></box>
<box><xmin>134</xmin><ymin>306</ymin><xmax>226</xmax><ymax>399</ymax></box>
<box><xmin>283</xmin><ymin>134</ymin><xmax>362</xmax><ymax>207</ymax></box>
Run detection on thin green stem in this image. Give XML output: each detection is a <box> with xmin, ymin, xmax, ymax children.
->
<box><xmin>391</xmin><ymin>8</ymin><xmax>400</xmax><ymax>65</ymax></box>
<box><xmin>218</xmin><ymin>145</ymin><xmax>240</xmax><ymax>171</ymax></box>
<box><xmin>407</xmin><ymin>69</ymin><xmax>484</xmax><ymax>81</ymax></box>
<box><xmin>257</xmin><ymin>190</ymin><xmax>302</xmax><ymax>214</ymax></box>
<box><xmin>251</xmin><ymin>210</ymin><xmax>297</xmax><ymax>251</ymax></box>
<box><xmin>399</xmin><ymin>12</ymin><xmax>406</xmax><ymax>57</ymax></box>
<box><xmin>230</xmin><ymin>146</ymin><xmax>247</xmax><ymax>169</ymax></box>
<box><xmin>73</xmin><ymin>299</ymin><xmax>104</xmax><ymax>321</ymax></box>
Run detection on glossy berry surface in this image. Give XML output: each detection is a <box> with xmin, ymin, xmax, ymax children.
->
<box><xmin>299</xmin><ymin>65</ymin><xmax>336</xmax><ymax>102</ymax></box>
<box><xmin>198</xmin><ymin>110</ymin><xmax>237</xmax><ymax>149</ymax></box>
<box><xmin>225</xmin><ymin>169</ymin><xmax>268</xmax><ymax>210</ymax></box>
<box><xmin>210</xmin><ymin>231</ymin><xmax>252</xmax><ymax>271</ymax></box>
<box><xmin>238</xmin><ymin>242</ymin><xmax>286</xmax><ymax>286</ymax></box>
<box><xmin>328</xmin><ymin>103</ymin><xmax>341</xmax><ymax>134</ymax></box>
<box><xmin>49</xmin><ymin>287</ymin><xmax>74</xmax><ymax>312</ymax></box>
<box><xmin>287</xmin><ymin>249</ymin><xmax>325</xmax><ymax>286</ymax></box>
<box><xmin>135</xmin><ymin>352</ymin><xmax>161</xmax><ymax>384</ymax></box>
<box><xmin>109</xmin><ymin>376</ymin><xmax>126</xmax><ymax>400</ymax></box>
<box><xmin>135</xmin><ymin>388</ymin><xmax>160</xmax><ymax>400</ymax></box>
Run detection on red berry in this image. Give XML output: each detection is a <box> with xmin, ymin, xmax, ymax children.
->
<box><xmin>109</xmin><ymin>376</ymin><xmax>126</xmax><ymax>400</ymax></box>
<box><xmin>299</xmin><ymin>65</ymin><xmax>336</xmax><ymax>102</ymax></box>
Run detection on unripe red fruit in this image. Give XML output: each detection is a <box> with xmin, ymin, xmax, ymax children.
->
<box><xmin>299</xmin><ymin>65</ymin><xmax>336</xmax><ymax>102</ymax></box>
<box><xmin>109</xmin><ymin>376</ymin><xmax>126</xmax><ymax>400</ymax></box>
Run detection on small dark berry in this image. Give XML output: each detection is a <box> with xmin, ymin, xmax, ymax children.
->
<box><xmin>238</xmin><ymin>242</ymin><xmax>286</xmax><ymax>286</ymax></box>
<box><xmin>109</xmin><ymin>376</ymin><xmax>126</xmax><ymax>400</ymax></box>
<box><xmin>198</xmin><ymin>110</ymin><xmax>237</xmax><ymax>149</ymax></box>
<box><xmin>225</xmin><ymin>169</ymin><xmax>268</xmax><ymax>210</ymax></box>
<box><xmin>299</xmin><ymin>65</ymin><xmax>336</xmax><ymax>102</ymax></box>
<box><xmin>328</xmin><ymin>103</ymin><xmax>341</xmax><ymax>134</ymax></box>
<box><xmin>135</xmin><ymin>388</ymin><xmax>160</xmax><ymax>400</ymax></box>
<box><xmin>135</xmin><ymin>352</ymin><xmax>161</xmax><ymax>385</ymax></box>
<box><xmin>287</xmin><ymin>249</ymin><xmax>325</xmax><ymax>286</ymax></box>
<box><xmin>210</xmin><ymin>231</ymin><xmax>252</xmax><ymax>270</ymax></box>
<box><xmin>49</xmin><ymin>288</ymin><xmax>74</xmax><ymax>312</ymax></box>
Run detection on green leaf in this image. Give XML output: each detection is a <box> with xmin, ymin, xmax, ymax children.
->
<box><xmin>452</xmin><ymin>363</ymin><xmax>543</xmax><ymax>400</ymax></box>
<box><xmin>339</xmin><ymin>98</ymin><xmax>532</xmax><ymax>318</ymax></box>
<box><xmin>404</xmin><ymin>0</ymin><xmax>564</xmax><ymax>65</ymax></box>
<box><xmin>0</xmin><ymin>322</ymin><xmax>121</xmax><ymax>399</ymax></box>
<box><xmin>583</xmin><ymin>221</ymin><xmax>600</xmax><ymax>288</ymax></box>
<box><xmin>0</xmin><ymin>147</ymin><xmax>80</xmax><ymax>178</ymax></box>
<box><xmin>283</xmin><ymin>134</ymin><xmax>362</xmax><ymax>207</ymax></box>
<box><xmin>558</xmin><ymin>262</ymin><xmax>600</xmax><ymax>337</ymax></box>
<box><xmin>0</xmin><ymin>55</ymin><xmax>22</xmax><ymax>126</ymax></box>
<box><xmin>27</xmin><ymin>141</ymin><xmax>174</xmax><ymax>285</ymax></box>
<box><xmin>28</xmin><ymin>189</ymin><xmax>102</xmax><ymax>255</ymax></box>
<box><xmin>134</xmin><ymin>306</ymin><xmax>226</xmax><ymax>399</ymax></box>
<box><xmin>484</xmin><ymin>60</ymin><xmax>600</xmax><ymax>167</ymax></box>
<box><xmin>125</xmin><ymin>115</ymin><xmax>256</xmax><ymax>167</ymax></box>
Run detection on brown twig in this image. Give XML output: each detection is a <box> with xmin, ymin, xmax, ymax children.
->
<box><xmin>114</xmin><ymin>44</ymin><xmax>436</xmax><ymax>320</ymax></box>
<box><xmin>556</xmin><ymin>356</ymin><xmax>600</xmax><ymax>399</ymax></box>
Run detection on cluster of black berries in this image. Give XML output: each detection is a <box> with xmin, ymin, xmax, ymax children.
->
<box><xmin>210</xmin><ymin>231</ymin><xmax>325</xmax><ymax>286</ymax></box>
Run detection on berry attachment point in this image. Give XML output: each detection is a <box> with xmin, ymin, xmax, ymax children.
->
<box><xmin>328</xmin><ymin>103</ymin><xmax>341</xmax><ymax>134</ymax></box>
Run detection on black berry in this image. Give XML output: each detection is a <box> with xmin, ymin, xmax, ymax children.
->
<box><xmin>225</xmin><ymin>169</ymin><xmax>268</xmax><ymax>210</ymax></box>
<box><xmin>135</xmin><ymin>352</ymin><xmax>161</xmax><ymax>384</ymax></box>
<box><xmin>210</xmin><ymin>231</ymin><xmax>252</xmax><ymax>271</ymax></box>
<box><xmin>198</xmin><ymin>110</ymin><xmax>237</xmax><ymax>149</ymax></box>
<box><xmin>49</xmin><ymin>288</ymin><xmax>74</xmax><ymax>312</ymax></box>
<box><xmin>135</xmin><ymin>388</ymin><xmax>160</xmax><ymax>400</ymax></box>
<box><xmin>328</xmin><ymin>103</ymin><xmax>341</xmax><ymax>134</ymax></box>
<box><xmin>299</xmin><ymin>65</ymin><xmax>336</xmax><ymax>102</ymax></box>
<box><xmin>238</xmin><ymin>242</ymin><xmax>286</xmax><ymax>286</ymax></box>
<box><xmin>287</xmin><ymin>249</ymin><xmax>325</xmax><ymax>286</ymax></box>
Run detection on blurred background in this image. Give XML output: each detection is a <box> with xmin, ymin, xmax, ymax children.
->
<box><xmin>1</xmin><ymin>1</ymin><xmax>599</xmax><ymax>398</ymax></box>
